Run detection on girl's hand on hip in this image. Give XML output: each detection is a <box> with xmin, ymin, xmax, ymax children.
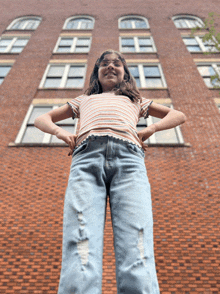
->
<box><xmin>137</xmin><ymin>124</ymin><xmax>156</xmax><ymax>142</ymax></box>
<box><xmin>54</xmin><ymin>127</ymin><xmax>77</xmax><ymax>156</ymax></box>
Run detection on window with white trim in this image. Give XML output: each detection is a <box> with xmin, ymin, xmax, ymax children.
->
<box><xmin>128</xmin><ymin>64</ymin><xmax>167</xmax><ymax>88</ymax></box>
<box><xmin>120</xmin><ymin>36</ymin><xmax>156</xmax><ymax>53</ymax></box>
<box><xmin>40</xmin><ymin>63</ymin><xmax>86</xmax><ymax>88</ymax></box>
<box><xmin>7</xmin><ymin>16</ymin><xmax>41</xmax><ymax>30</ymax></box>
<box><xmin>182</xmin><ymin>36</ymin><xmax>218</xmax><ymax>53</ymax></box>
<box><xmin>0</xmin><ymin>64</ymin><xmax>12</xmax><ymax>85</ymax></box>
<box><xmin>0</xmin><ymin>36</ymin><xmax>29</xmax><ymax>53</ymax></box>
<box><xmin>15</xmin><ymin>105</ymin><xmax>78</xmax><ymax>144</ymax></box>
<box><xmin>119</xmin><ymin>16</ymin><xmax>149</xmax><ymax>29</ymax></box>
<box><xmin>54</xmin><ymin>36</ymin><xmax>91</xmax><ymax>53</ymax></box>
<box><xmin>64</xmin><ymin>16</ymin><xmax>94</xmax><ymax>30</ymax></box>
<box><xmin>197</xmin><ymin>63</ymin><xmax>220</xmax><ymax>88</ymax></box>
<box><xmin>173</xmin><ymin>15</ymin><xmax>204</xmax><ymax>29</ymax></box>
<box><xmin>137</xmin><ymin>105</ymin><xmax>184</xmax><ymax>145</ymax></box>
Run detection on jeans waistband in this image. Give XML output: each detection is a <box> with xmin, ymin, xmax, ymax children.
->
<box><xmin>87</xmin><ymin>135</ymin><xmax>145</xmax><ymax>153</ymax></box>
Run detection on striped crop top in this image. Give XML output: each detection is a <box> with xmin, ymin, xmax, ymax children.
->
<box><xmin>67</xmin><ymin>92</ymin><xmax>152</xmax><ymax>148</ymax></box>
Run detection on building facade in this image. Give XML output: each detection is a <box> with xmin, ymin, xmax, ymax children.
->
<box><xmin>0</xmin><ymin>0</ymin><xmax>220</xmax><ymax>293</ymax></box>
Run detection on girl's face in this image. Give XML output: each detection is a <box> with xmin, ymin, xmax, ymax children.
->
<box><xmin>98</xmin><ymin>53</ymin><xmax>125</xmax><ymax>92</ymax></box>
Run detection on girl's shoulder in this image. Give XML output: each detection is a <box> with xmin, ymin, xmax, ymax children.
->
<box><xmin>69</xmin><ymin>94</ymin><xmax>88</xmax><ymax>102</ymax></box>
<box><xmin>140</xmin><ymin>97</ymin><xmax>153</xmax><ymax>105</ymax></box>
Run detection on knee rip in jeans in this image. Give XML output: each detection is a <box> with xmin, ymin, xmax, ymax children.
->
<box><xmin>77</xmin><ymin>212</ymin><xmax>89</xmax><ymax>267</ymax></box>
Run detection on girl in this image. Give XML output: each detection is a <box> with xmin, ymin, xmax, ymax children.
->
<box><xmin>34</xmin><ymin>49</ymin><xmax>186</xmax><ymax>294</ymax></box>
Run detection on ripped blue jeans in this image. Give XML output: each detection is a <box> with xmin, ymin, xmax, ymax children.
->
<box><xmin>58</xmin><ymin>135</ymin><xmax>160</xmax><ymax>294</ymax></box>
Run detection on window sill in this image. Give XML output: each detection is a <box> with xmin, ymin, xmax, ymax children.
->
<box><xmin>121</xmin><ymin>51</ymin><xmax>157</xmax><ymax>54</ymax></box>
<box><xmin>62</xmin><ymin>29</ymin><xmax>93</xmax><ymax>31</ymax></box>
<box><xmin>0</xmin><ymin>53</ymin><xmax>20</xmax><ymax>55</ymax></box>
<box><xmin>52</xmin><ymin>52</ymin><xmax>89</xmax><ymax>55</ymax></box>
<box><xmin>8</xmin><ymin>142</ymin><xmax>68</xmax><ymax>147</ymax></box>
<box><xmin>119</xmin><ymin>28</ymin><xmax>150</xmax><ymax>31</ymax></box>
<box><xmin>146</xmin><ymin>142</ymin><xmax>191</xmax><ymax>147</ymax></box>
<box><xmin>190</xmin><ymin>51</ymin><xmax>219</xmax><ymax>54</ymax></box>
<box><xmin>9</xmin><ymin>142</ymin><xmax>191</xmax><ymax>148</ymax></box>
<box><xmin>7</xmin><ymin>29</ymin><xmax>35</xmax><ymax>31</ymax></box>
<box><xmin>37</xmin><ymin>87</ymin><xmax>84</xmax><ymax>90</ymax></box>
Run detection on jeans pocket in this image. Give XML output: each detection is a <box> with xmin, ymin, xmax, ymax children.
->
<box><xmin>73</xmin><ymin>140</ymin><xmax>90</xmax><ymax>158</ymax></box>
<box><xmin>126</xmin><ymin>143</ymin><xmax>145</xmax><ymax>159</ymax></box>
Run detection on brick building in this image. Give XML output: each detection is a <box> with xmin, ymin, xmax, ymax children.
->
<box><xmin>0</xmin><ymin>0</ymin><xmax>220</xmax><ymax>293</ymax></box>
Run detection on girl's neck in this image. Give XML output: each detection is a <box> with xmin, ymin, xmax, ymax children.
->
<box><xmin>102</xmin><ymin>90</ymin><xmax>115</xmax><ymax>94</ymax></box>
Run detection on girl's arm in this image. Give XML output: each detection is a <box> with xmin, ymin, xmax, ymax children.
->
<box><xmin>34</xmin><ymin>104</ymin><xmax>77</xmax><ymax>153</ymax></box>
<box><xmin>137</xmin><ymin>102</ymin><xmax>186</xmax><ymax>142</ymax></box>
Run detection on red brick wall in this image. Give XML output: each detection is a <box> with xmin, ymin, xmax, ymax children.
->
<box><xmin>0</xmin><ymin>0</ymin><xmax>220</xmax><ymax>293</ymax></box>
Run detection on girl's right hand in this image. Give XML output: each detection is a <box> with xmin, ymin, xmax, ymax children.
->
<box><xmin>54</xmin><ymin>127</ymin><xmax>77</xmax><ymax>156</ymax></box>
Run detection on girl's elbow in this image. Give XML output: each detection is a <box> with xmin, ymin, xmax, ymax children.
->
<box><xmin>181</xmin><ymin>112</ymin><xmax>187</xmax><ymax>124</ymax></box>
<box><xmin>173</xmin><ymin>109</ymin><xmax>186</xmax><ymax>124</ymax></box>
<box><xmin>34</xmin><ymin>114</ymin><xmax>45</xmax><ymax>128</ymax></box>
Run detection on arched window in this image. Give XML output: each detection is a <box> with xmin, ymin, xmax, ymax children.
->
<box><xmin>7</xmin><ymin>16</ymin><xmax>41</xmax><ymax>30</ymax></box>
<box><xmin>64</xmin><ymin>16</ymin><xmax>94</xmax><ymax>30</ymax></box>
<box><xmin>172</xmin><ymin>15</ymin><xmax>204</xmax><ymax>29</ymax></box>
<box><xmin>119</xmin><ymin>16</ymin><xmax>149</xmax><ymax>29</ymax></box>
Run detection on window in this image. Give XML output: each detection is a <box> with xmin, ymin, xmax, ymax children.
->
<box><xmin>137</xmin><ymin>105</ymin><xmax>184</xmax><ymax>145</ymax></box>
<box><xmin>54</xmin><ymin>36</ymin><xmax>91</xmax><ymax>53</ymax></box>
<box><xmin>7</xmin><ymin>16</ymin><xmax>41</xmax><ymax>30</ymax></box>
<box><xmin>15</xmin><ymin>104</ymin><xmax>78</xmax><ymax>145</ymax></box>
<box><xmin>119</xmin><ymin>16</ymin><xmax>149</xmax><ymax>29</ymax></box>
<box><xmin>120</xmin><ymin>36</ymin><xmax>156</xmax><ymax>53</ymax></box>
<box><xmin>173</xmin><ymin>15</ymin><xmax>204</xmax><ymax>29</ymax></box>
<box><xmin>182</xmin><ymin>36</ymin><xmax>218</xmax><ymax>53</ymax></box>
<box><xmin>64</xmin><ymin>16</ymin><xmax>94</xmax><ymax>30</ymax></box>
<box><xmin>0</xmin><ymin>64</ymin><xmax>12</xmax><ymax>85</ymax></box>
<box><xmin>40</xmin><ymin>63</ymin><xmax>87</xmax><ymax>88</ymax></box>
<box><xmin>197</xmin><ymin>63</ymin><xmax>220</xmax><ymax>88</ymax></box>
<box><xmin>0</xmin><ymin>36</ymin><xmax>29</xmax><ymax>53</ymax></box>
<box><xmin>128</xmin><ymin>63</ymin><xmax>167</xmax><ymax>88</ymax></box>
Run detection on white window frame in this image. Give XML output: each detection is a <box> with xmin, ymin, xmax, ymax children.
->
<box><xmin>182</xmin><ymin>35</ymin><xmax>219</xmax><ymax>53</ymax></box>
<box><xmin>0</xmin><ymin>35</ymin><xmax>30</xmax><ymax>53</ymax></box>
<box><xmin>15</xmin><ymin>104</ymin><xmax>78</xmax><ymax>145</ymax></box>
<box><xmin>128</xmin><ymin>62</ymin><xmax>167</xmax><ymax>89</ymax></box>
<box><xmin>137</xmin><ymin>104</ymin><xmax>184</xmax><ymax>145</ymax></box>
<box><xmin>7</xmin><ymin>16</ymin><xmax>41</xmax><ymax>30</ymax></box>
<box><xmin>214</xmin><ymin>99</ymin><xmax>220</xmax><ymax>113</ymax></box>
<box><xmin>196</xmin><ymin>62</ymin><xmax>220</xmax><ymax>88</ymax></box>
<box><xmin>119</xmin><ymin>36</ymin><xmax>156</xmax><ymax>53</ymax></box>
<box><xmin>63</xmin><ymin>16</ymin><xmax>95</xmax><ymax>30</ymax></box>
<box><xmin>172</xmin><ymin>15</ymin><xmax>204</xmax><ymax>29</ymax></box>
<box><xmin>53</xmin><ymin>36</ymin><xmax>92</xmax><ymax>53</ymax></box>
<box><xmin>0</xmin><ymin>61</ymin><xmax>14</xmax><ymax>85</ymax></box>
<box><xmin>118</xmin><ymin>15</ymin><xmax>149</xmax><ymax>29</ymax></box>
<box><xmin>39</xmin><ymin>62</ymin><xmax>87</xmax><ymax>89</ymax></box>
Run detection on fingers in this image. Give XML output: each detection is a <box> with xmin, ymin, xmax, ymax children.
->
<box><xmin>142</xmin><ymin>143</ymin><xmax>148</xmax><ymax>151</ymax></box>
<box><xmin>68</xmin><ymin>149</ymin><xmax>74</xmax><ymax>156</ymax></box>
<box><xmin>66</xmin><ymin>135</ymin><xmax>75</xmax><ymax>150</ymax></box>
<box><xmin>140</xmin><ymin>139</ymin><xmax>148</xmax><ymax>151</ymax></box>
<box><xmin>67</xmin><ymin>135</ymin><xmax>76</xmax><ymax>156</ymax></box>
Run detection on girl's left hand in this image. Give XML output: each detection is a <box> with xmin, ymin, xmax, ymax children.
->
<box><xmin>137</xmin><ymin>124</ymin><xmax>156</xmax><ymax>142</ymax></box>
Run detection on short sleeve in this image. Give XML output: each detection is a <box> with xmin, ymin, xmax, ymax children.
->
<box><xmin>67</xmin><ymin>95</ymin><xmax>84</xmax><ymax>119</ymax></box>
<box><xmin>140</xmin><ymin>97</ymin><xmax>153</xmax><ymax>118</ymax></box>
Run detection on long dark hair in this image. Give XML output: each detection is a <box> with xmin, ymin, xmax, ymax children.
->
<box><xmin>85</xmin><ymin>49</ymin><xmax>142</xmax><ymax>102</ymax></box>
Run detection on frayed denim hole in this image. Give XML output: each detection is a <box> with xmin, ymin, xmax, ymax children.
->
<box><xmin>77</xmin><ymin>212</ymin><xmax>89</xmax><ymax>267</ymax></box>
<box><xmin>137</xmin><ymin>229</ymin><xmax>147</xmax><ymax>266</ymax></box>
